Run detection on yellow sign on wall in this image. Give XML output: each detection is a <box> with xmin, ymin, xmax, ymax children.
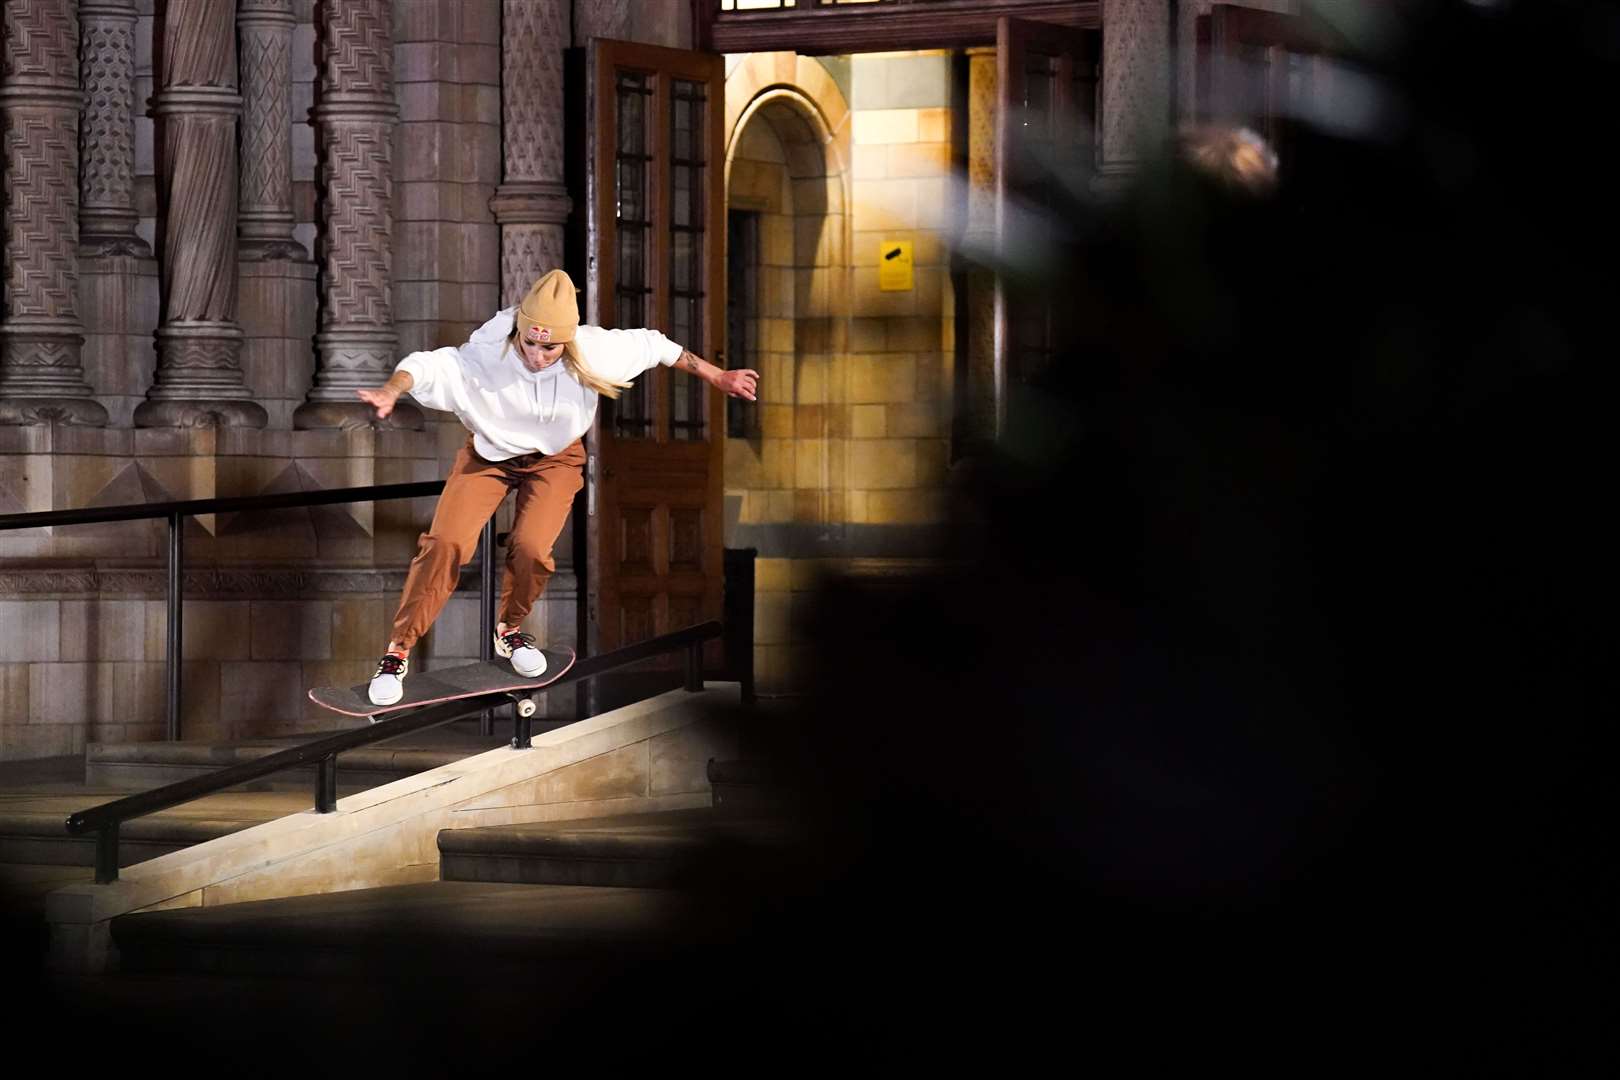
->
<box><xmin>878</xmin><ymin>240</ymin><xmax>914</xmax><ymax>291</ymax></box>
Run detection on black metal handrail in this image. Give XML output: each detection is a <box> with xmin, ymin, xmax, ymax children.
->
<box><xmin>65</xmin><ymin>620</ymin><xmax>725</xmax><ymax>884</ymax></box>
<box><xmin>0</xmin><ymin>480</ymin><xmax>446</xmax><ymax>531</ymax></box>
<box><xmin>0</xmin><ymin>481</ymin><xmax>464</xmax><ymax>742</ymax></box>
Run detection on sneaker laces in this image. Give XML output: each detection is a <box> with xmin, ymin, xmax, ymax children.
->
<box><xmin>375</xmin><ymin>652</ymin><xmax>407</xmax><ymax>676</ymax></box>
<box><xmin>499</xmin><ymin>628</ymin><xmax>537</xmax><ymax>650</ymax></box>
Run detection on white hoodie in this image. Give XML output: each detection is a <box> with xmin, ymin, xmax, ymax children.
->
<box><xmin>395</xmin><ymin>307</ymin><xmax>684</xmax><ymax>461</ymax></box>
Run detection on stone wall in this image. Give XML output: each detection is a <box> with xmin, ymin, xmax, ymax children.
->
<box><xmin>0</xmin><ymin>0</ymin><xmax>569</xmax><ymax>759</ymax></box>
<box><xmin>722</xmin><ymin>51</ymin><xmax>957</xmax><ymax>695</ymax></box>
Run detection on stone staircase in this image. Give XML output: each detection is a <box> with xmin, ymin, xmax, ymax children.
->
<box><xmin>0</xmin><ymin>723</ymin><xmax>510</xmax><ymax>964</ymax></box>
<box><xmin>6</xmin><ymin>695</ymin><xmax>808</xmax><ymax>1066</ymax></box>
<box><xmin>29</xmin><ymin>776</ymin><xmax>807</xmax><ymax>1071</ymax></box>
<box><xmin>108</xmin><ymin>806</ymin><xmax>803</xmax><ymax>979</ymax></box>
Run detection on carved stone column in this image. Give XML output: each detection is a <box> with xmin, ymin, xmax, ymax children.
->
<box><xmin>136</xmin><ymin>0</ymin><xmax>266</xmax><ymax>428</ymax></box>
<box><xmin>492</xmin><ymin>0</ymin><xmax>573</xmax><ymax>306</ymax></box>
<box><xmin>295</xmin><ymin>0</ymin><xmax>419</xmax><ymax>430</ymax></box>
<box><xmin>0</xmin><ymin>0</ymin><xmax>108</xmax><ymax>426</ymax></box>
<box><xmin>79</xmin><ymin>0</ymin><xmax>149</xmax><ymax>256</ymax></box>
<box><xmin>1097</xmin><ymin>0</ymin><xmax>1172</xmax><ymax>193</ymax></box>
<box><xmin>237</xmin><ymin>0</ymin><xmax>304</xmax><ymax>260</ymax></box>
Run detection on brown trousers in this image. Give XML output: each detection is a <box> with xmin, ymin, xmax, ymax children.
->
<box><xmin>390</xmin><ymin>437</ymin><xmax>586</xmax><ymax>650</ymax></box>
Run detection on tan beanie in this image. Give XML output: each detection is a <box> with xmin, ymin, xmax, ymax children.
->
<box><xmin>515</xmin><ymin>269</ymin><xmax>580</xmax><ymax>344</ymax></box>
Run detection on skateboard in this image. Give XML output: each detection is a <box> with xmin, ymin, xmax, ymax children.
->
<box><xmin>308</xmin><ymin>647</ymin><xmax>576</xmax><ymax>722</ymax></box>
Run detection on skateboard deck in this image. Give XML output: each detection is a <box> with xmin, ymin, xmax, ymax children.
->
<box><xmin>308</xmin><ymin>647</ymin><xmax>576</xmax><ymax>720</ymax></box>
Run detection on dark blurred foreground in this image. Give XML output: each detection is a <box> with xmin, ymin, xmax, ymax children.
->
<box><xmin>16</xmin><ymin>1</ymin><xmax>1610</xmax><ymax>1072</ymax></box>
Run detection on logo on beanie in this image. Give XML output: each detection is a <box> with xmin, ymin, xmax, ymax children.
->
<box><xmin>538</xmin><ymin>327</ymin><xmax>551</xmax><ymax>343</ymax></box>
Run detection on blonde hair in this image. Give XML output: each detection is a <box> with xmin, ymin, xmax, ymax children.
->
<box><xmin>1179</xmin><ymin>125</ymin><xmax>1279</xmax><ymax>196</ymax></box>
<box><xmin>504</xmin><ymin>330</ymin><xmax>632</xmax><ymax>400</ymax></box>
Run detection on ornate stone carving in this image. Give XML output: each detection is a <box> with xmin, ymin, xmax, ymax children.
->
<box><xmin>238</xmin><ymin>0</ymin><xmax>305</xmax><ymax>259</ymax></box>
<box><xmin>79</xmin><ymin>0</ymin><xmax>149</xmax><ymax>256</ymax></box>
<box><xmin>573</xmin><ymin>0</ymin><xmax>632</xmax><ymax>47</ymax></box>
<box><xmin>1098</xmin><ymin>0</ymin><xmax>1172</xmax><ymax>190</ymax></box>
<box><xmin>496</xmin><ymin>0</ymin><xmax>572</xmax><ymax>304</ymax></box>
<box><xmin>297</xmin><ymin>0</ymin><xmax>418</xmax><ymax>430</ymax></box>
<box><xmin>0</xmin><ymin>0</ymin><xmax>108</xmax><ymax>426</ymax></box>
<box><xmin>136</xmin><ymin>0</ymin><xmax>266</xmax><ymax>429</ymax></box>
<box><xmin>500</xmin><ymin>224</ymin><xmax>567</xmax><ymax>309</ymax></box>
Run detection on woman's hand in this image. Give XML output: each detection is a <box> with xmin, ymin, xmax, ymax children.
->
<box><xmin>355</xmin><ymin>386</ymin><xmax>398</xmax><ymax>419</ymax></box>
<box><xmin>356</xmin><ymin>370</ymin><xmax>413</xmax><ymax>419</ymax></box>
<box><xmin>714</xmin><ymin>367</ymin><xmax>760</xmax><ymax>401</ymax></box>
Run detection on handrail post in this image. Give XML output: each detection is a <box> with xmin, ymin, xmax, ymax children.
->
<box><xmin>479</xmin><ymin>518</ymin><xmax>497</xmax><ymax>736</ymax></box>
<box><xmin>315</xmin><ymin>753</ymin><xmax>338</xmax><ymax>813</ymax></box>
<box><xmin>167</xmin><ymin>511</ymin><xmax>184</xmax><ymax>741</ymax></box>
<box><xmin>685</xmin><ymin>641</ymin><xmax>704</xmax><ymax>692</ymax></box>
<box><xmin>95</xmin><ymin>824</ymin><xmax>120</xmax><ymax>884</ymax></box>
<box><xmin>725</xmin><ymin>547</ymin><xmax>757</xmax><ymax>705</ymax></box>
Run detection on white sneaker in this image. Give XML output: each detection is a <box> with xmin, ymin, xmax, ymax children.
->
<box><xmin>368</xmin><ymin>651</ymin><xmax>408</xmax><ymax>707</ymax></box>
<box><xmin>494</xmin><ymin>628</ymin><xmax>546</xmax><ymax>678</ymax></box>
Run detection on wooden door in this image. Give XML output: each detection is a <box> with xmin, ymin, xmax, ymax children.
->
<box><xmin>995</xmin><ymin>17</ymin><xmax>1100</xmax><ymax>425</ymax></box>
<box><xmin>584</xmin><ymin>39</ymin><xmax>726</xmax><ymax>667</ymax></box>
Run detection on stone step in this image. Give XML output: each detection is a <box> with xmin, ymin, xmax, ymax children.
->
<box><xmin>438</xmin><ymin>807</ymin><xmax>805</xmax><ymax>889</ymax></box>
<box><xmin>1</xmin><ymin>863</ymin><xmax>94</xmax><ymax>972</ymax></box>
<box><xmin>85</xmin><ymin>725</ymin><xmax>515</xmax><ymax>791</ymax></box>
<box><xmin>110</xmin><ymin>879</ymin><xmax>715</xmax><ymax>981</ymax></box>
<box><xmin>707</xmin><ymin>756</ymin><xmax>804</xmax><ymax>812</ymax></box>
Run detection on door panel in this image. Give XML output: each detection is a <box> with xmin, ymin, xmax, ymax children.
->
<box><xmin>585</xmin><ymin>39</ymin><xmax>726</xmax><ymax>665</ymax></box>
<box><xmin>995</xmin><ymin>17</ymin><xmax>1100</xmax><ymax>419</ymax></box>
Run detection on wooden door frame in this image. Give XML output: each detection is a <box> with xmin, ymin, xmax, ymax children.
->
<box><xmin>697</xmin><ymin>0</ymin><xmax>1100</xmax><ymax>55</ymax></box>
<box><xmin>583</xmin><ymin>38</ymin><xmax>727</xmax><ymax>672</ymax></box>
<box><xmin>994</xmin><ymin>15</ymin><xmax>1100</xmax><ymax>429</ymax></box>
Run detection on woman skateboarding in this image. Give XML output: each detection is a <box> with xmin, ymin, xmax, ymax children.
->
<box><xmin>356</xmin><ymin>269</ymin><xmax>758</xmax><ymax>706</ymax></box>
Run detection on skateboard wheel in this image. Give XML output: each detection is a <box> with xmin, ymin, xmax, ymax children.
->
<box><xmin>516</xmin><ymin>697</ymin><xmax>536</xmax><ymax>718</ymax></box>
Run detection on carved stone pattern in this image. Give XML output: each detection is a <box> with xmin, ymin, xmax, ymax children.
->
<box><xmin>502</xmin><ymin>0</ymin><xmax>567</xmax><ymax>182</ymax></box>
<box><xmin>159</xmin><ymin>115</ymin><xmax>239</xmax><ymax>321</ymax></box>
<box><xmin>501</xmin><ymin>225</ymin><xmax>564</xmax><ymax>308</ymax></box>
<box><xmin>323</xmin><ymin>0</ymin><xmax>392</xmax><ymax>96</ymax></box>
<box><xmin>573</xmin><ymin>0</ymin><xmax>631</xmax><ymax>47</ymax></box>
<box><xmin>79</xmin><ymin>19</ymin><xmax>137</xmax><ymax>211</ymax></box>
<box><xmin>319</xmin><ymin>122</ymin><xmax>393</xmax><ymax>328</ymax></box>
<box><xmin>158</xmin><ymin>336</ymin><xmax>238</xmax><ymax>369</ymax></box>
<box><xmin>4</xmin><ymin>109</ymin><xmax>79</xmax><ymax>318</ymax></box>
<box><xmin>3</xmin><ymin>0</ymin><xmax>78</xmax><ymax>82</ymax></box>
<box><xmin>2</xmin><ymin>338</ymin><xmax>75</xmax><ymax>366</ymax></box>
<box><xmin>317</xmin><ymin>344</ymin><xmax>391</xmax><ymax>374</ymax></box>
<box><xmin>163</xmin><ymin>0</ymin><xmax>238</xmax><ymax>89</ymax></box>
<box><xmin>239</xmin><ymin>27</ymin><xmax>292</xmax><ymax>211</ymax></box>
<box><xmin>1101</xmin><ymin>0</ymin><xmax>1171</xmax><ymax>166</ymax></box>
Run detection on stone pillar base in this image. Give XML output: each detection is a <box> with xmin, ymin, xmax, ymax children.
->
<box><xmin>0</xmin><ymin>323</ymin><xmax>109</xmax><ymax>426</ymax></box>
<box><xmin>132</xmin><ymin>398</ymin><xmax>268</xmax><ymax>428</ymax></box>
<box><xmin>1090</xmin><ymin>159</ymin><xmax>1140</xmax><ymax>198</ymax></box>
<box><xmin>0</xmin><ymin>399</ymin><xmax>109</xmax><ymax>426</ymax></box>
<box><xmin>292</xmin><ymin>399</ymin><xmax>424</xmax><ymax>431</ymax></box>
<box><xmin>79</xmin><ymin>207</ymin><xmax>151</xmax><ymax>258</ymax></box>
<box><xmin>136</xmin><ymin>322</ymin><xmax>268</xmax><ymax>428</ymax></box>
<box><xmin>297</xmin><ymin>328</ymin><xmax>422</xmax><ymax>430</ymax></box>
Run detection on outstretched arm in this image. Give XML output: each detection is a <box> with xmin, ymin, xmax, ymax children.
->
<box><xmin>356</xmin><ymin>370</ymin><xmax>414</xmax><ymax>419</ymax></box>
<box><xmin>674</xmin><ymin>349</ymin><xmax>758</xmax><ymax>401</ymax></box>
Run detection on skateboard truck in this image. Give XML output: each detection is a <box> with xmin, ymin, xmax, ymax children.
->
<box><xmin>509</xmin><ymin>692</ymin><xmax>537</xmax><ymax>749</ymax></box>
